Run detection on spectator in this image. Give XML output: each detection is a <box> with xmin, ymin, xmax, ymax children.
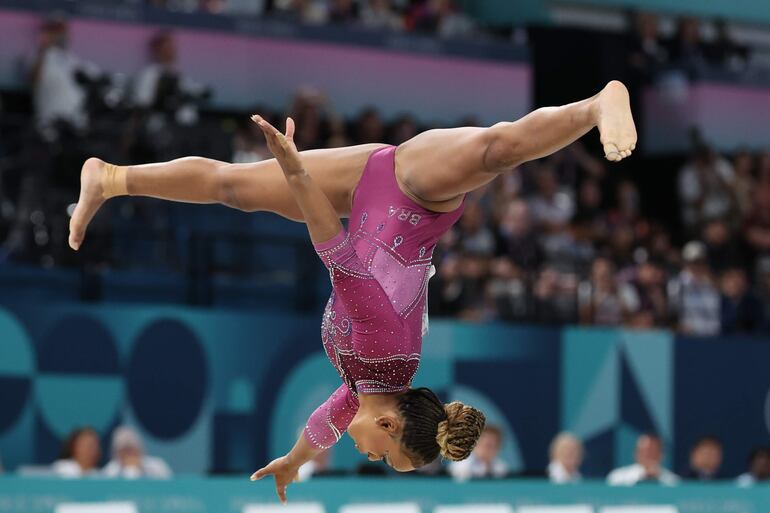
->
<box><xmin>678</xmin><ymin>144</ymin><xmax>736</xmax><ymax>233</ymax></box>
<box><xmin>732</xmin><ymin>150</ymin><xmax>756</xmax><ymax>217</ymax></box>
<box><xmin>547</xmin><ymin>432</ymin><xmax>583</xmax><ymax>484</ymax></box>
<box><xmin>449</xmin><ymin>426</ymin><xmax>508</xmax><ymax>481</ymax></box>
<box><xmin>572</xmin><ymin>178</ymin><xmax>608</xmax><ymax>244</ymax></box>
<box><xmin>627</xmin><ymin>11</ymin><xmax>668</xmax><ymax>83</ymax></box>
<box><xmin>755</xmin><ymin>258</ymin><xmax>770</xmax><ymax>329</ymax></box>
<box><xmin>489</xmin><ymin>200</ymin><xmax>541</xmax><ymax>321</ymax></box>
<box><xmin>686</xmin><ymin>436</ymin><xmax>723</xmax><ymax>481</ymax></box>
<box><xmin>272</xmin><ymin>0</ymin><xmax>328</xmax><ymax>25</ymax></box>
<box><xmin>706</xmin><ymin>19</ymin><xmax>749</xmax><ymax>71</ymax></box>
<box><xmin>455</xmin><ymin>252</ymin><xmax>491</xmax><ymax>321</ymax></box>
<box><xmin>495</xmin><ymin>200</ymin><xmax>541</xmax><ymax>272</ymax></box>
<box><xmin>607</xmin><ymin>434</ymin><xmax>679</xmax><ymax>486</ymax></box>
<box><xmin>533</xmin><ymin>266</ymin><xmax>578</xmax><ymax>324</ymax></box>
<box><xmin>702</xmin><ymin>219</ymin><xmax>743</xmax><ymax>273</ymax></box>
<box><xmin>353</xmin><ymin>107</ymin><xmax>386</xmax><ymax>144</ymax></box>
<box><xmin>736</xmin><ymin>447</ymin><xmax>770</xmax><ymax>487</ymax></box>
<box><xmin>27</xmin><ymin>17</ymin><xmax>96</xmax><ymax>135</ymax></box>
<box><xmin>667</xmin><ymin>17</ymin><xmax>706</xmax><ymax>77</ymax></box>
<box><xmin>429</xmin><ymin>250</ymin><xmax>464</xmax><ymax>317</ymax></box>
<box><xmin>360</xmin><ymin>0</ymin><xmax>403</xmax><ymax>31</ymax></box>
<box><xmin>52</xmin><ymin>427</ymin><xmax>102</xmax><ymax>478</ymax></box>
<box><xmin>388</xmin><ymin>115</ymin><xmax>419</xmax><ymax>145</ymax></box>
<box><xmin>578</xmin><ymin>257</ymin><xmax>631</xmax><ymax>326</ymax></box>
<box><xmin>744</xmin><ymin>182</ymin><xmax>770</xmax><ymax>262</ymax></box>
<box><xmin>669</xmin><ymin>241</ymin><xmax>721</xmax><ymax>336</ymax></box>
<box><xmin>328</xmin><ymin>0</ymin><xmax>359</xmax><ymax>24</ymax></box>
<box><xmin>133</xmin><ymin>31</ymin><xmax>209</xmax><ymax>127</ymax></box>
<box><xmin>623</xmin><ymin>255</ymin><xmax>669</xmax><ymax>328</ymax></box>
<box><xmin>720</xmin><ymin>267</ymin><xmax>763</xmax><ymax>334</ymax></box>
<box><xmin>458</xmin><ymin>202</ymin><xmax>495</xmax><ymax>256</ymax></box>
<box><xmin>529</xmin><ymin>165</ymin><xmax>575</xmax><ymax>257</ymax></box>
<box><xmin>232</xmin><ymin>117</ymin><xmax>270</xmax><ymax>163</ymax></box>
<box><xmin>221</xmin><ymin>0</ymin><xmax>266</xmax><ymax>16</ymax></box>
<box><xmin>103</xmin><ymin>426</ymin><xmax>172</xmax><ymax>479</ymax></box>
<box><xmin>407</xmin><ymin>0</ymin><xmax>474</xmax><ymax>39</ymax></box>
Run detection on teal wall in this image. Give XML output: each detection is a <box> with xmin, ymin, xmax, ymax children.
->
<box><xmin>0</xmin><ymin>302</ymin><xmax>768</xmax><ymax>480</ymax></box>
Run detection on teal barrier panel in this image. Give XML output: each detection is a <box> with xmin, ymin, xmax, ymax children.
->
<box><xmin>0</xmin><ymin>478</ymin><xmax>768</xmax><ymax>513</ymax></box>
<box><xmin>566</xmin><ymin>0</ymin><xmax>770</xmax><ymax>24</ymax></box>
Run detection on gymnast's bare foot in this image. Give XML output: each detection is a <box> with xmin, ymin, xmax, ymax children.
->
<box><xmin>68</xmin><ymin>157</ymin><xmax>107</xmax><ymax>251</ymax></box>
<box><xmin>595</xmin><ymin>80</ymin><xmax>637</xmax><ymax>162</ymax></box>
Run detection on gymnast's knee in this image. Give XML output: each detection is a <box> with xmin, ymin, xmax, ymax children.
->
<box><xmin>483</xmin><ymin>123</ymin><xmax>524</xmax><ymax>172</ymax></box>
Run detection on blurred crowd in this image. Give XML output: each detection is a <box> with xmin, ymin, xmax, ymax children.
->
<box><xmin>2</xmin><ymin>425</ymin><xmax>768</xmax><ymax>486</ymax></box>
<box><xmin>427</xmin><ymin>139</ymin><xmax>770</xmax><ymax>336</ymax></box>
<box><xmin>627</xmin><ymin>12</ymin><xmax>752</xmax><ymax>84</ymax></box>
<box><xmin>2</xmin><ymin>11</ymin><xmax>770</xmax><ymax>337</ymax></box>
<box><xmin>5</xmin><ymin>426</ymin><xmax>172</xmax><ymax>479</ymax></box>
<box><xmin>147</xmin><ymin>0</ymin><xmax>478</xmax><ymax>39</ymax></box>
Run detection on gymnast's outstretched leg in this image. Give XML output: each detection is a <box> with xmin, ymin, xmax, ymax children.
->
<box><xmin>68</xmin><ymin>144</ymin><xmax>384</xmax><ymax>250</ymax></box>
<box><xmin>394</xmin><ymin>80</ymin><xmax>636</xmax><ymax>212</ymax></box>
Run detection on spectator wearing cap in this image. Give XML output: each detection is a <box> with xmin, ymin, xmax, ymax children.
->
<box><xmin>686</xmin><ymin>436</ymin><xmax>723</xmax><ymax>481</ymax></box>
<box><xmin>669</xmin><ymin>241</ymin><xmax>721</xmax><ymax>335</ymax></box>
<box><xmin>103</xmin><ymin>426</ymin><xmax>172</xmax><ymax>479</ymax></box>
<box><xmin>547</xmin><ymin>433</ymin><xmax>583</xmax><ymax>484</ymax></box>
<box><xmin>607</xmin><ymin>434</ymin><xmax>679</xmax><ymax>486</ymax></box>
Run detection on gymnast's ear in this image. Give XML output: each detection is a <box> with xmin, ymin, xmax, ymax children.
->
<box><xmin>375</xmin><ymin>415</ymin><xmax>401</xmax><ymax>434</ymax></box>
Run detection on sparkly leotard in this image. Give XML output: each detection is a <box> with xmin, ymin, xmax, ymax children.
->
<box><xmin>303</xmin><ymin>146</ymin><xmax>464</xmax><ymax>449</ymax></box>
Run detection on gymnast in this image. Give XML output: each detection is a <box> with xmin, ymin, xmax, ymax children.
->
<box><xmin>68</xmin><ymin>81</ymin><xmax>636</xmax><ymax>502</ymax></box>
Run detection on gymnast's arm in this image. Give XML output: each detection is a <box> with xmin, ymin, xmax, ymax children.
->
<box><xmin>252</xmin><ymin>115</ymin><xmax>343</xmax><ymax>245</ymax></box>
<box><xmin>251</xmin><ymin>385</ymin><xmax>358</xmax><ymax>503</ymax></box>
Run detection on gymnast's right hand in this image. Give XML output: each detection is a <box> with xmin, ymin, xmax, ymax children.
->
<box><xmin>251</xmin><ymin>115</ymin><xmax>305</xmax><ymax>177</ymax></box>
<box><xmin>250</xmin><ymin>455</ymin><xmax>299</xmax><ymax>504</ymax></box>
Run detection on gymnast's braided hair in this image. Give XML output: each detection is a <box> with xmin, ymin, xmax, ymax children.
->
<box><xmin>396</xmin><ymin>387</ymin><xmax>486</xmax><ymax>468</ymax></box>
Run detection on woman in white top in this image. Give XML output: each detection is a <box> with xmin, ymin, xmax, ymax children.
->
<box><xmin>51</xmin><ymin>427</ymin><xmax>102</xmax><ymax>478</ymax></box>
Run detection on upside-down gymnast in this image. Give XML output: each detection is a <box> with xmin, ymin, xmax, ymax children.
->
<box><xmin>68</xmin><ymin>81</ymin><xmax>636</xmax><ymax>502</ymax></box>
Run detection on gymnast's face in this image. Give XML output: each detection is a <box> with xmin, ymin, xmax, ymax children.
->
<box><xmin>347</xmin><ymin>413</ymin><xmax>415</xmax><ymax>472</ymax></box>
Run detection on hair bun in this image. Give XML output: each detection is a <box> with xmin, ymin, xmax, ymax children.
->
<box><xmin>435</xmin><ymin>401</ymin><xmax>486</xmax><ymax>461</ymax></box>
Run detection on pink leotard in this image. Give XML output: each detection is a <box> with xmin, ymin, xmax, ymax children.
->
<box><xmin>303</xmin><ymin>146</ymin><xmax>464</xmax><ymax>449</ymax></box>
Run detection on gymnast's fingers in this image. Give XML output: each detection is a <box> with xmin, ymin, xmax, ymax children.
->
<box><xmin>285</xmin><ymin>117</ymin><xmax>296</xmax><ymax>142</ymax></box>
<box><xmin>250</xmin><ymin>464</ymin><xmax>272</xmax><ymax>481</ymax></box>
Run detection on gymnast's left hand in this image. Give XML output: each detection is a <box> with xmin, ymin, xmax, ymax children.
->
<box><xmin>251</xmin><ymin>115</ymin><xmax>305</xmax><ymax>177</ymax></box>
<box><xmin>250</xmin><ymin>455</ymin><xmax>299</xmax><ymax>504</ymax></box>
